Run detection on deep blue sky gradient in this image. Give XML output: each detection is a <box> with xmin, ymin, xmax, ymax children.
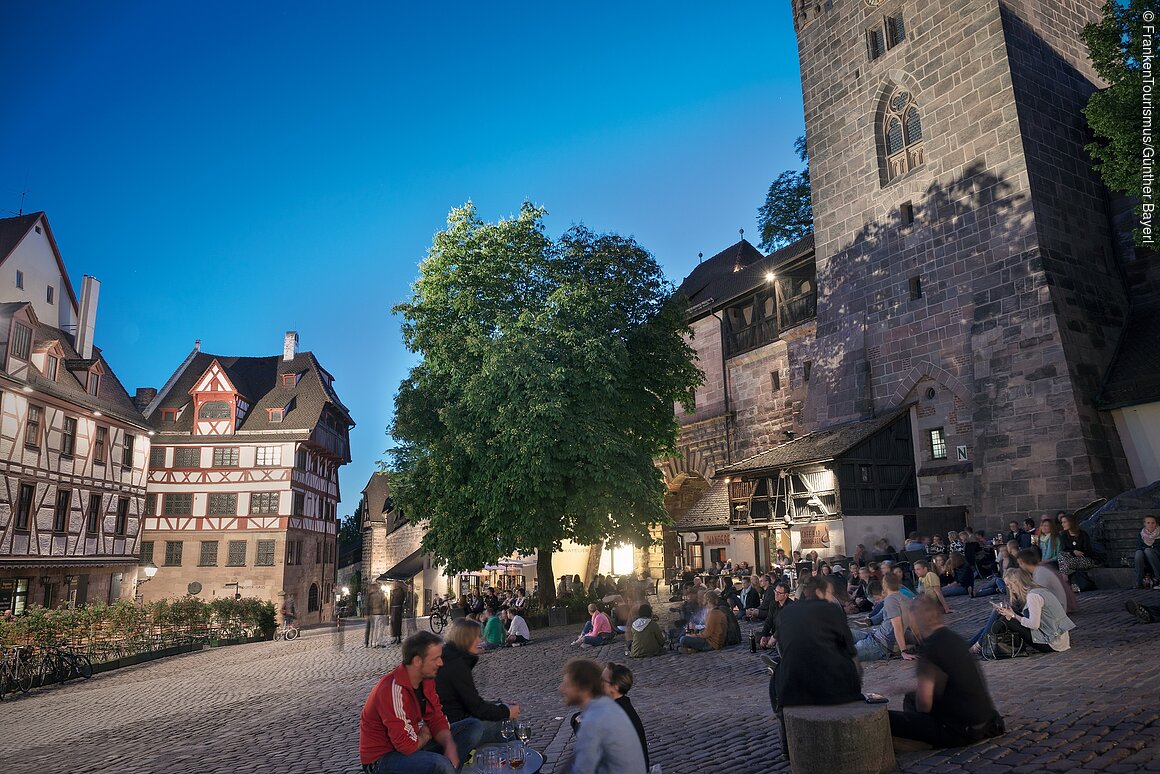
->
<box><xmin>0</xmin><ymin>2</ymin><xmax>805</xmax><ymax>513</ymax></box>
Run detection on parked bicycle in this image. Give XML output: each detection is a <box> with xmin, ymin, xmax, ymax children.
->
<box><xmin>0</xmin><ymin>645</ymin><xmax>35</xmax><ymax>699</ymax></box>
<box><xmin>35</xmin><ymin>643</ymin><xmax>93</xmax><ymax>686</ymax></box>
<box><xmin>428</xmin><ymin>600</ymin><xmax>451</xmax><ymax>634</ymax></box>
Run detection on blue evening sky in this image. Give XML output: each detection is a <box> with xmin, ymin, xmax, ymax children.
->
<box><xmin>0</xmin><ymin>2</ymin><xmax>805</xmax><ymax>514</ymax></box>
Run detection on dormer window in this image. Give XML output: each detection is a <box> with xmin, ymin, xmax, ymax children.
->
<box><xmin>268</xmin><ymin>408</ymin><xmax>284</xmax><ymax>423</ymax></box>
<box><xmin>88</xmin><ymin>371</ymin><xmax>100</xmax><ymax>397</ymax></box>
<box><xmin>161</xmin><ymin>408</ymin><xmax>179</xmax><ymax>422</ymax></box>
<box><xmin>45</xmin><ymin>355</ymin><xmax>58</xmax><ymax>381</ymax></box>
<box><xmin>198</xmin><ymin>401</ymin><xmax>231</xmax><ymax>419</ymax></box>
<box><xmin>282</xmin><ymin>373</ymin><xmax>299</xmax><ymax>387</ymax></box>
<box><xmin>11</xmin><ymin>322</ymin><xmax>31</xmax><ymax>361</ymax></box>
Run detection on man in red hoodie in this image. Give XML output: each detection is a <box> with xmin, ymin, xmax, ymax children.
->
<box><xmin>360</xmin><ymin>630</ymin><xmax>479</xmax><ymax>773</ymax></box>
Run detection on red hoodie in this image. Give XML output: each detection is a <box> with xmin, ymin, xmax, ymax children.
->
<box><xmin>359</xmin><ymin>663</ymin><xmax>451</xmax><ymax>765</ymax></box>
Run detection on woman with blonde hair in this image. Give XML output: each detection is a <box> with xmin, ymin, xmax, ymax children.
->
<box><xmin>991</xmin><ymin>568</ymin><xmax>1075</xmax><ymax>653</ymax></box>
<box><xmin>435</xmin><ymin>619</ymin><xmax>521</xmax><ymax>748</ymax></box>
<box><xmin>1037</xmin><ymin>516</ymin><xmax>1061</xmax><ymax>563</ymax></box>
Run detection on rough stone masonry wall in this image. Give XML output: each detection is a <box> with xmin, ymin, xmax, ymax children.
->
<box><xmin>792</xmin><ymin>0</ymin><xmax>1124</xmax><ymax>530</ymax></box>
<box><xmin>997</xmin><ymin>0</ymin><xmax>1131</xmax><ymax>497</ymax></box>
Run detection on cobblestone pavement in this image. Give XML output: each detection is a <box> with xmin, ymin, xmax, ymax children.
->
<box><xmin>3</xmin><ymin>588</ymin><xmax>1160</xmax><ymax>774</ymax></box>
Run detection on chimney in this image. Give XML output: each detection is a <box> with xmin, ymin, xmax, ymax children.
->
<box><xmin>75</xmin><ymin>275</ymin><xmax>101</xmax><ymax>360</ymax></box>
<box><xmin>134</xmin><ymin>387</ymin><xmax>157</xmax><ymax>412</ymax></box>
<box><xmin>283</xmin><ymin>331</ymin><xmax>299</xmax><ymax>361</ymax></box>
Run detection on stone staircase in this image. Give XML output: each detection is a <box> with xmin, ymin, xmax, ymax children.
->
<box><xmin>1081</xmin><ymin>481</ymin><xmax>1160</xmax><ymax>587</ymax></box>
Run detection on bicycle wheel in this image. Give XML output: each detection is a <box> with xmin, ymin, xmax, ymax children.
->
<box><xmin>285</xmin><ymin>627</ymin><xmax>300</xmax><ymax>641</ymax></box>
<box><xmin>15</xmin><ymin>659</ymin><xmax>34</xmax><ymax>693</ymax></box>
<box><xmin>429</xmin><ymin>613</ymin><xmax>445</xmax><ymax>634</ymax></box>
<box><xmin>75</xmin><ymin>654</ymin><xmax>93</xmax><ymax>679</ymax></box>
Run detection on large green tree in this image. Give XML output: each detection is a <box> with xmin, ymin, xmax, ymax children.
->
<box><xmin>389</xmin><ymin>203</ymin><xmax>701</xmax><ymax>604</ymax></box>
<box><xmin>757</xmin><ymin>135</ymin><xmax>813</xmax><ymax>252</ymax></box>
<box><xmin>1082</xmin><ymin>0</ymin><xmax>1149</xmax><ymax>243</ymax></box>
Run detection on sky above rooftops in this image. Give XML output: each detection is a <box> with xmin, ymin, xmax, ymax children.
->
<box><xmin>0</xmin><ymin>2</ymin><xmax>805</xmax><ymax>509</ymax></box>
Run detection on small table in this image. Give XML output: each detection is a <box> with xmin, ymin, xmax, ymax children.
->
<box><xmin>462</xmin><ymin>743</ymin><xmax>544</xmax><ymax>773</ymax></box>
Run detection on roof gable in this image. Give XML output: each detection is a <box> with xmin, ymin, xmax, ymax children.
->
<box><xmin>0</xmin><ymin>212</ymin><xmax>80</xmax><ymax>314</ymax></box>
<box><xmin>190</xmin><ymin>358</ymin><xmax>241</xmax><ymax>397</ymax></box>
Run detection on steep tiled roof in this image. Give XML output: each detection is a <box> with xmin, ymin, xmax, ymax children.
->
<box><xmin>147</xmin><ymin>349</ymin><xmax>353</xmax><ymax>438</ymax></box>
<box><xmin>678</xmin><ymin>234</ymin><xmax>814</xmax><ymax>318</ymax></box>
<box><xmin>673</xmin><ymin>478</ymin><xmax>731</xmax><ymax>530</ymax></box>
<box><xmin>1097</xmin><ymin>298</ymin><xmax>1160</xmax><ymax>409</ymax></box>
<box><xmin>361</xmin><ymin>472</ymin><xmax>392</xmax><ymax>525</ymax></box>
<box><xmin>0</xmin><ymin>212</ymin><xmax>42</xmax><ymax>260</ymax></box>
<box><xmin>717</xmin><ymin>409</ymin><xmax>909</xmax><ymax>476</ymax></box>
<box><xmin>0</xmin><ymin>302</ymin><xmax>148</xmax><ymax>428</ymax></box>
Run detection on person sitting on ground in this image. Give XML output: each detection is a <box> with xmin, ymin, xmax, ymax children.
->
<box><xmin>931</xmin><ymin>554</ymin><xmax>948</xmax><ymax>577</ymax></box>
<box><xmin>875</xmin><ymin>538</ymin><xmax>898</xmax><ymax>557</ymax></box>
<box><xmin>679</xmin><ymin>591</ymin><xmax>727</xmax><ymax>653</ymax></box>
<box><xmin>973</xmin><ymin>568</ymin><xmax>1075</xmax><ymax>655</ymax></box>
<box><xmin>821</xmin><ymin>575</ymin><xmax>847</xmax><ymax>607</ymax></box>
<box><xmin>852</xmin><ymin>573</ymin><xmax>913</xmax><ymax>662</ymax></box>
<box><xmin>848</xmin><ymin>566</ymin><xmax>874</xmax><ymax>613</ymax></box>
<box><xmin>602</xmin><ymin>662</ymin><xmax>650</xmax><ymax>769</ymax></box>
<box><xmin>359</xmin><ymin>631</ymin><xmax>477</xmax><ymax>774</ymax></box>
<box><xmin>904</xmin><ymin>532</ymin><xmax>926</xmax><ymax>552</ymax></box>
<box><xmin>928</xmin><ymin>535</ymin><xmax>948</xmax><ymax>555</ymax></box>
<box><xmin>941</xmin><ymin>553</ymin><xmax>974</xmax><ymax>598</ymax></box>
<box><xmin>737</xmin><ymin>576</ymin><xmax>761</xmax><ymax>613</ymax></box>
<box><xmin>975</xmin><ymin>541</ymin><xmax>1018</xmax><ymax>597</ymax></box>
<box><xmin>504</xmin><ymin>608</ymin><xmax>531</xmax><ymax>647</ymax></box>
<box><xmin>480</xmin><ymin>607</ymin><xmax>505</xmax><ymax>651</ymax></box>
<box><xmin>1015</xmin><ymin>547</ymin><xmax>1067</xmax><ymax>610</ymax></box>
<box><xmin>628</xmin><ymin>603</ymin><xmax>665</xmax><ymax>658</ymax></box>
<box><xmin>914</xmin><ymin>560</ymin><xmax>951</xmax><ymax>614</ymax></box>
<box><xmin>1136</xmin><ymin>515</ymin><xmax>1160</xmax><ymax>589</ymax></box>
<box><xmin>435</xmin><ymin>620</ymin><xmax>520</xmax><ymax>750</ymax></box>
<box><xmin>1003</xmin><ymin>520</ymin><xmax>1024</xmax><ymax>547</ymax></box>
<box><xmin>574</xmin><ymin>603</ymin><xmax>614</xmax><ymax>648</ymax></box>
<box><xmin>560</xmin><ymin>658</ymin><xmax>647</xmax><ymax>774</ymax></box>
<box><xmin>509</xmin><ymin>588</ymin><xmax>528</xmax><ymax>613</ymax></box>
<box><xmin>888</xmin><ymin>595</ymin><xmax>1005</xmax><ymax>753</ymax></box>
<box><xmin>892</xmin><ymin>566</ymin><xmax>917</xmax><ymax>599</ymax></box>
<box><xmin>1057</xmin><ymin>514</ymin><xmax>1096</xmax><ymax>578</ymax></box>
<box><xmin>759</xmin><ymin>581</ymin><xmax>793</xmax><ymax>649</ymax></box>
<box><xmin>948</xmin><ymin>531</ymin><xmax>965</xmax><ymax>554</ymax></box>
<box><xmin>1038</xmin><ymin>516</ymin><xmax>1061</xmax><ymax>563</ymax></box>
<box><xmin>1020</xmin><ymin>519</ymin><xmax>1036</xmax><ymax>549</ymax></box>
<box><xmin>769</xmin><ymin>575</ymin><xmax>862</xmax><ymax>715</ymax></box>
<box><xmin>851</xmin><ymin>543</ymin><xmax>868</xmax><ymax>567</ymax></box>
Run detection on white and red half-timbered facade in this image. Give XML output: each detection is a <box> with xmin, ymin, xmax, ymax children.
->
<box><xmin>0</xmin><ymin>212</ymin><xmax>153</xmax><ymax>613</ymax></box>
<box><xmin>139</xmin><ymin>331</ymin><xmax>353</xmax><ymax>622</ymax></box>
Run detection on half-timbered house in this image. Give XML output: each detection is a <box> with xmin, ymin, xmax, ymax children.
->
<box><xmin>0</xmin><ymin>212</ymin><xmax>152</xmax><ymax>613</ymax></box>
<box><xmin>139</xmin><ymin>332</ymin><xmax>353</xmax><ymax>622</ymax></box>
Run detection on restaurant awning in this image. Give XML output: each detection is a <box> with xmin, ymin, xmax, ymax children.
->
<box><xmin>376</xmin><ymin>549</ymin><xmax>425</xmax><ymax>582</ymax></box>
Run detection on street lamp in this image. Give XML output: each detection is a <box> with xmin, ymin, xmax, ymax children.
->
<box><xmin>135</xmin><ymin>562</ymin><xmax>158</xmax><ymax>602</ymax></box>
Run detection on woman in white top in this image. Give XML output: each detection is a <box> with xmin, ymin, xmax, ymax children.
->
<box><xmin>993</xmin><ymin>568</ymin><xmax>1075</xmax><ymax>653</ymax></box>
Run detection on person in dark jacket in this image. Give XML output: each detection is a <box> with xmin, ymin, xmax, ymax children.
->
<box><xmin>389</xmin><ymin>582</ymin><xmax>406</xmax><ymax>644</ymax></box>
<box><xmin>603</xmin><ymin>662</ymin><xmax>649</xmax><ymax>768</ymax></box>
<box><xmin>435</xmin><ymin>619</ymin><xmax>521</xmax><ymax>748</ymax></box>
<box><xmin>770</xmin><ymin>575</ymin><xmax>862</xmax><ymax>712</ymax></box>
<box><xmin>759</xmin><ymin>581</ymin><xmax>793</xmax><ymax>649</ymax></box>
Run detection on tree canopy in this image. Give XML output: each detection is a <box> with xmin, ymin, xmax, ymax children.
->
<box><xmin>388</xmin><ymin>203</ymin><xmax>702</xmax><ymax>602</ymax></box>
<box><xmin>757</xmin><ymin>135</ymin><xmax>813</xmax><ymax>252</ymax></box>
<box><xmin>1082</xmin><ymin>0</ymin><xmax>1150</xmax><ymax>244</ymax></box>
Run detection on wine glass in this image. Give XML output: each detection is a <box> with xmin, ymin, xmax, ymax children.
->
<box><xmin>501</xmin><ymin>719</ymin><xmax>515</xmax><ymax>742</ymax></box>
<box><xmin>516</xmin><ymin>719</ymin><xmax>530</xmax><ymax>744</ymax></box>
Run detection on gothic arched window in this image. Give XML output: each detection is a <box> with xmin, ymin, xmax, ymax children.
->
<box><xmin>882</xmin><ymin>88</ymin><xmax>925</xmax><ymax>182</ymax></box>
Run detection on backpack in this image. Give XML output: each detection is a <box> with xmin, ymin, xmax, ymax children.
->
<box><xmin>981</xmin><ymin>628</ymin><xmax>1024</xmax><ymax>660</ymax></box>
<box><xmin>721</xmin><ymin>604</ymin><xmax>742</xmax><ymax>646</ymax></box>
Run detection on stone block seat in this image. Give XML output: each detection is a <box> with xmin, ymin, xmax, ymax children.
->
<box><xmin>782</xmin><ymin>702</ymin><xmax>896</xmax><ymax>774</ymax></box>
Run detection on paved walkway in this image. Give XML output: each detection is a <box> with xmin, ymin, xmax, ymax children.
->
<box><xmin>2</xmin><ymin>589</ymin><xmax>1159</xmax><ymax>773</ymax></box>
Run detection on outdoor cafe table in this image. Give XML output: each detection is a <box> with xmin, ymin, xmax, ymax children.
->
<box><xmin>462</xmin><ymin>743</ymin><xmax>544</xmax><ymax>773</ymax></box>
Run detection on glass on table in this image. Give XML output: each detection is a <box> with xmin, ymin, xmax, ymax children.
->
<box><xmin>483</xmin><ymin>748</ymin><xmax>501</xmax><ymax>774</ymax></box>
<box><xmin>516</xmin><ymin>719</ymin><xmax>530</xmax><ymax>743</ymax></box>
<box><xmin>510</xmin><ymin>743</ymin><xmax>526</xmax><ymax>770</ymax></box>
<box><xmin>501</xmin><ymin>719</ymin><xmax>515</xmax><ymax>741</ymax></box>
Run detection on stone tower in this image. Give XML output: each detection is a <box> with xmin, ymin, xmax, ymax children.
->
<box><xmin>790</xmin><ymin>0</ymin><xmax>1132</xmax><ymax>528</ymax></box>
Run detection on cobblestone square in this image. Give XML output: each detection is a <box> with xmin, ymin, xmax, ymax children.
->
<box><xmin>3</xmin><ymin>589</ymin><xmax>1160</xmax><ymax>773</ymax></box>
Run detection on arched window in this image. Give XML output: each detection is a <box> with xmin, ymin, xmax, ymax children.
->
<box><xmin>882</xmin><ymin>88</ymin><xmax>925</xmax><ymax>182</ymax></box>
<box><xmin>198</xmin><ymin>401</ymin><xmax>231</xmax><ymax>419</ymax></box>
<box><xmin>308</xmin><ymin>583</ymin><xmax>320</xmax><ymax>613</ymax></box>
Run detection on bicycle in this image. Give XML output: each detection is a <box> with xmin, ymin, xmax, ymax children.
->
<box><xmin>428</xmin><ymin>603</ymin><xmax>451</xmax><ymax>634</ymax></box>
<box><xmin>0</xmin><ymin>645</ymin><xmax>35</xmax><ymax>699</ymax></box>
<box><xmin>273</xmin><ymin>620</ymin><xmax>300</xmax><ymax>641</ymax></box>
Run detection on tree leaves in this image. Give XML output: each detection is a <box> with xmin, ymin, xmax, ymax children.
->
<box><xmin>757</xmin><ymin>135</ymin><xmax>813</xmax><ymax>252</ymax></box>
<box><xmin>1081</xmin><ymin>0</ymin><xmax>1149</xmax><ymax>244</ymax></box>
<box><xmin>387</xmin><ymin>204</ymin><xmax>702</xmax><ymax>600</ymax></box>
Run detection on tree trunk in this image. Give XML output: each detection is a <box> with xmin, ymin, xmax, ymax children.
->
<box><xmin>537</xmin><ymin>548</ymin><xmax>556</xmax><ymax>607</ymax></box>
